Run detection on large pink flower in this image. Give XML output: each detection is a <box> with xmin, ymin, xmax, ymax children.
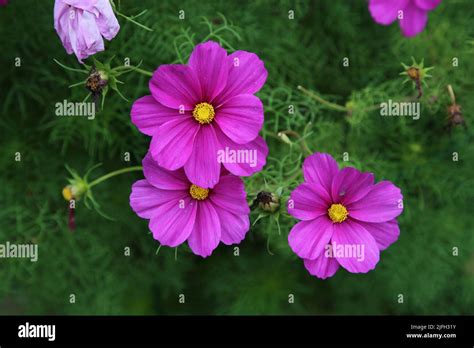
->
<box><xmin>287</xmin><ymin>153</ymin><xmax>404</xmax><ymax>279</ymax></box>
<box><xmin>131</xmin><ymin>40</ymin><xmax>269</xmax><ymax>188</ymax></box>
<box><xmin>54</xmin><ymin>0</ymin><xmax>120</xmax><ymax>62</ymax></box>
<box><xmin>368</xmin><ymin>0</ymin><xmax>441</xmax><ymax>37</ymax></box>
<box><xmin>130</xmin><ymin>153</ymin><xmax>250</xmax><ymax>258</ymax></box>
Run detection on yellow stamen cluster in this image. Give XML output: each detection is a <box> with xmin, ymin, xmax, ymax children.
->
<box><xmin>328</xmin><ymin>203</ymin><xmax>348</xmax><ymax>223</ymax></box>
<box><xmin>192</xmin><ymin>102</ymin><xmax>215</xmax><ymax>124</ymax></box>
<box><xmin>189</xmin><ymin>184</ymin><xmax>210</xmax><ymax>200</ymax></box>
<box><xmin>62</xmin><ymin>186</ymin><xmax>74</xmax><ymax>201</ymax></box>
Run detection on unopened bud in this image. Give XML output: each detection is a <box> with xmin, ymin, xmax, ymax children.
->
<box><xmin>256</xmin><ymin>191</ymin><xmax>280</xmax><ymax>213</ymax></box>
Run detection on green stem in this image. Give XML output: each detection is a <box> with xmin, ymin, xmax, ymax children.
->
<box><xmin>89</xmin><ymin>166</ymin><xmax>143</xmax><ymax>188</ymax></box>
<box><xmin>129</xmin><ymin>67</ymin><xmax>153</xmax><ymax>77</ymax></box>
<box><xmin>53</xmin><ymin>58</ymin><xmax>89</xmax><ymax>74</ymax></box>
<box><xmin>115</xmin><ymin>65</ymin><xmax>153</xmax><ymax>77</ymax></box>
<box><xmin>116</xmin><ymin>11</ymin><xmax>153</xmax><ymax>32</ymax></box>
<box><xmin>298</xmin><ymin>85</ymin><xmax>349</xmax><ymax>112</ymax></box>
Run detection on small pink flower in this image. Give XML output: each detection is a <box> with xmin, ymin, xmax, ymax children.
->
<box><xmin>54</xmin><ymin>0</ymin><xmax>120</xmax><ymax>62</ymax></box>
<box><xmin>368</xmin><ymin>0</ymin><xmax>441</xmax><ymax>37</ymax></box>
<box><xmin>131</xmin><ymin>40</ymin><xmax>268</xmax><ymax>188</ymax></box>
<box><xmin>130</xmin><ymin>153</ymin><xmax>250</xmax><ymax>258</ymax></box>
<box><xmin>0</xmin><ymin>0</ymin><xmax>8</xmax><ymax>7</ymax></box>
<box><xmin>287</xmin><ymin>153</ymin><xmax>403</xmax><ymax>279</ymax></box>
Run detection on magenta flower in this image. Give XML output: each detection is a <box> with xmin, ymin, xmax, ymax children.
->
<box><xmin>287</xmin><ymin>153</ymin><xmax>403</xmax><ymax>279</ymax></box>
<box><xmin>130</xmin><ymin>153</ymin><xmax>250</xmax><ymax>257</ymax></box>
<box><xmin>0</xmin><ymin>0</ymin><xmax>8</xmax><ymax>6</ymax></box>
<box><xmin>131</xmin><ymin>40</ymin><xmax>269</xmax><ymax>188</ymax></box>
<box><xmin>54</xmin><ymin>0</ymin><xmax>120</xmax><ymax>62</ymax></box>
<box><xmin>368</xmin><ymin>0</ymin><xmax>441</xmax><ymax>37</ymax></box>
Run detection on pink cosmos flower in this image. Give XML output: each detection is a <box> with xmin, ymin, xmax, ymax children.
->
<box><xmin>130</xmin><ymin>153</ymin><xmax>250</xmax><ymax>258</ymax></box>
<box><xmin>368</xmin><ymin>0</ymin><xmax>442</xmax><ymax>37</ymax></box>
<box><xmin>287</xmin><ymin>153</ymin><xmax>403</xmax><ymax>279</ymax></box>
<box><xmin>131</xmin><ymin>40</ymin><xmax>269</xmax><ymax>188</ymax></box>
<box><xmin>54</xmin><ymin>0</ymin><xmax>120</xmax><ymax>62</ymax></box>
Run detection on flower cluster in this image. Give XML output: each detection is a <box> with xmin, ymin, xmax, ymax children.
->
<box><xmin>130</xmin><ymin>41</ymin><xmax>268</xmax><ymax>257</ymax></box>
<box><xmin>48</xmin><ymin>2</ymin><xmax>411</xmax><ymax>276</ymax></box>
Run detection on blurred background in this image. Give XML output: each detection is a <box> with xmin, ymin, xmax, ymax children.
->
<box><xmin>0</xmin><ymin>0</ymin><xmax>473</xmax><ymax>315</ymax></box>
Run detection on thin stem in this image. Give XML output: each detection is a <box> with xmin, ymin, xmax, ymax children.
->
<box><xmin>69</xmin><ymin>80</ymin><xmax>87</xmax><ymax>88</ymax></box>
<box><xmin>298</xmin><ymin>85</ymin><xmax>349</xmax><ymax>112</ymax></box>
<box><xmin>267</xmin><ymin>128</ymin><xmax>312</xmax><ymax>156</ymax></box>
<box><xmin>53</xmin><ymin>58</ymin><xmax>89</xmax><ymax>74</ymax></box>
<box><xmin>298</xmin><ymin>85</ymin><xmax>419</xmax><ymax>114</ymax></box>
<box><xmin>128</xmin><ymin>67</ymin><xmax>153</xmax><ymax>77</ymax></box>
<box><xmin>116</xmin><ymin>11</ymin><xmax>153</xmax><ymax>32</ymax></box>
<box><xmin>89</xmin><ymin>166</ymin><xmax>143</xmax><ymax>188</ymax></box>
<box><xmin>115</xmin><ymin>65</ymin><xmax>153</xmax><ymax>77</ymax></box>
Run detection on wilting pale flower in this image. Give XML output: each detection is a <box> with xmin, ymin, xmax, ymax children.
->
<box><xmin>368</xmin><ymin>0</ymin><xmax>442</xmax><ymax>37</ymax></box>
<box><xmin>131</xmin><ymin>40</ymin><xmax>268</xmax><ymax>188</ymax></box>
<box><xmin>130</xmin><ymin>153</ymin><xmax>250</xmax><ymax>257</ymax></box>
<box><xmin>54</xmin><ymin>0</ymin><xmax>120</xmax><ymax>62</ymax></box>
<box><xmin>287</xmin><ymin>153</ymin><xmax>403</xmax><ymax>279</ymax></box>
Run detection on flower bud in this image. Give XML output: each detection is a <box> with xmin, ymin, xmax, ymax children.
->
<box><xmin>255</xmin><ymin>191</ymin><xmax>280</xmax><ymax>213</ymax></box>
<box><xmin>86</xmin><ymin>67</ymin><xmax>108</xmax><ymax>95</ymax></box>
<box><xmin>62</xmin><ymin>179</ymin><xmax>88</xmax><ymax>201</ymax></box>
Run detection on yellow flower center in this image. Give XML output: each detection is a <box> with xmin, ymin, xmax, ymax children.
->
<box><xmin>192</xmin><ymin>102</ymin><xmax>215</xmax><ymax>124</ymax></box>
<box><xmin>189</xmin><ymin>184</ymin><xmax>210</xmax><ymax>200</ymax></box>
<box><xmin>62</xmin><ymin>186</ymin><xmax>74</xmax><ymax>201</ymax></box>
<box><xmin>328</xmin><ymin>203</ymin><xmax>348</xmax><ymax>223</ymax></box>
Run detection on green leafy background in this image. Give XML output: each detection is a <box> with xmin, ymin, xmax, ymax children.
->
<box><xmin>0</xmin><ymin>0</ymin><xmax>473</xmax><ymax>315</ymax></box>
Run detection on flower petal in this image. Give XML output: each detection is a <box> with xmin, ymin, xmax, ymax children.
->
<box><xmin>331</xmin><ymin>219</ymin><xmax>380</xmax><ymax>273</ymax></box>
<box><xmin>130</xmin><ymin>179</ymin><xmax>187</xmax><ymax>219</ymax></box>
<box><xmin>149</xmin><ymin>64</ymin><xmax>202</xmax><ymax>110</ymax></box>
<box><xmin>61</xmin><ymin>0</ymin><xmax>97</xmax><ymax>11</ymax></box>
<box><xmin>188</xmin><ymin>41</ymin><xmax>228</xmax><ymax>102</ymax></box>
<box><xmin>215</xmin><ymin>94</ymin><xmax>263</xmax><ymax>144</ymax></box>
<box><xmin>214</xmin><ymin>127</ymin><xmax>268</xmax><ymax>176</ymax></box>
<box><xmin>94</xmin><ymin>0</ymin><xmax>120</xmax><ymax>40</ymax></box>
<box><xmin>54</xmin><ymin>1</ymin><xmax>73</xmax><ymax>53</ymax></box>
<box><xmin>142</xmin><ymin>152</ymin><xmax>189</xmax><ymax>190</ymax></box>
<box><xmin>287</xmin><ymin>183</ymin><xmax>331</xmax><ymax>221</ymax></box>
<box><xmin>303</xmin><ymin>253</ymin><xmax>340</xmax><ymax>280</ymax></box>
<box><xmin>414</xmin><ymin>0</ymin><xmax>441</xmax><ymax>11</ymax></box>
<box><xmin>131</xmin><ymin>95</ymin><xmax>188</xmax><ymax>136</ymax></box>
<box><xmin>151</xmin><ymin>117</ymin><xmax>199</xmax><ymax>170</ymax></box>
<box><xmin>149</xmin><ymin>197</ymin><xmax>197</xmax><ymax>247</ymax></box>
<box><xmin>209</xmin><ymin>174</ymin><xmax>249</xmax><ymax>215</ymax></box>
<box><xmin>216</xmin><ymin>50</ymin><xmax>268</xmax><ymax>103</ymax></box>
<box><xmin>288</xmin><ymin>216</ymin><xmax>333</xmax><ymax>260</ymax></box>
<box><xmin>218</xmin><ymin>208</ymin><xmax>250</xmax><ymax>245</ymax></box>
<box><xmin>70</xmin><ymin>10</ymin><xmax>104</xmax><ymax>62</ymax></box>
<box><xmin>399</xmin><ymin>0</ymin><xmax>428</xmax><ymax>37</ymax></box>
<box><xmin>184</xmin><ymin>125</ymin><xmax>221</xmax><ymax>188</ymax></box>
<box><xmin>331</xmin><ymin>167</ymin><xmax>374</xmax><ymax>205</ymax></box>
<box><xmin>368</xmin><ymin>0</ymin><xmax>409</xmax><ymax>25</ymax></box>
<box><xmin>302</xmin><ymin>153</ymin><xmax>339</xmax><ymax>197</ymax></box>
<box><xmin>347</xmin><ymin>181</ymin><xmax>403</xmax><ymax>223</ymax></box>
<box><xmin>356</xmin><ymin>219</ymin><xmax>400</xmax><ymax>251</ymax></box>
<box><xmin>187</xmin><ymin>200</ymin><xmax>221</xmax><ymax>257</ymax></box>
